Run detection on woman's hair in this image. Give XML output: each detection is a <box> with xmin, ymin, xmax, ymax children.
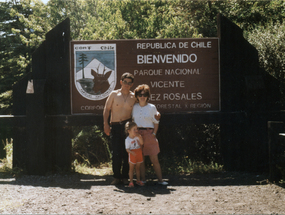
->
<box><xmin>134</xmin><ymin>84</ymin><xmax>150</xmax><ymax>101</ymax></box>
<box><xmin>125</xmin><ymin>121</ymin><xmax>137</xmax><ymax>135</ymax></box>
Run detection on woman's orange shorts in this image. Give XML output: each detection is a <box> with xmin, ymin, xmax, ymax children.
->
<box><xmin>128</xmin><ymin>148</ymin><xmax>143</xmax><ymax>164</ymax></box>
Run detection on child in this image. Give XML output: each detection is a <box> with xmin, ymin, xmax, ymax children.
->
<box><xmin>125</xmin><ymin>121</ymin><xmax>144</xmax><ymax>187</ymax></box>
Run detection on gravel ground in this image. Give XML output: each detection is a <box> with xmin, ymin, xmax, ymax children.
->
<box><xmin>1</xmin><ymin>170</ymin><xmax>285</xmax><ymax>214</ymax></box>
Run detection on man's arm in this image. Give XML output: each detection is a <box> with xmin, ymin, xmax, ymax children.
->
<box><xmin>103</xmin><ymin>92</ymin><xmax>114</xmax><ymax>136</ymax></box>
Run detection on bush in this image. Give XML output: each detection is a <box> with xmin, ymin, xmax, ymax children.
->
<box><xmin>247</xmin><ymin>21</ymin><xmax>285</xmax><ymax>101</ymax></box>
<box><xmin>157</xmin><ymin>124</ymin><xmax>222</xmax><ymax>165</ymax></box>
<box><xmin>72</xmin><ymin>123</ymin><xmax>223</xmax><ymax>175</ymax></box>
<box><xmin>72</xmin><ymin>126</ymin><xmax>111</xmax><ymax>167</ymax></box>
<box><xmin>144</xmin><ymin>123</ymin><xmax>223</xmax><ymax>175</ymax></box>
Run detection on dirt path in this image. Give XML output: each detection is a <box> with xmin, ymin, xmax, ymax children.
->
<box><xmin>1</xmin><ymin>171</ymin><xmax>285</xmax><ymax>214</ymax></box>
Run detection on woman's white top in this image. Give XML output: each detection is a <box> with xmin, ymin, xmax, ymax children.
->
<box><xmin>132</xmin><ymin>103</ymin><xmax>159</xmax><ymax>128</ymax></box>
<box><xmin>125</xmin><ymin>136</ymin><xmax>141</xmax><ymax>150</ymax></box>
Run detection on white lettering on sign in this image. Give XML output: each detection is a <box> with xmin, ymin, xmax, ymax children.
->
<box><xmin>163</xmin><ymin>93</ymin><xmax>202</xmax><ymax>101</ymax></box>
<box><xmin>156</xmin><ymin>104</ymin><xmax>182</xmax><ymax>109</ymax></box>
<box><xmin>137</xmin><ymin>54</ymin><xmax>197</xmax><ymax>64</ymax></box>
<box><xmin>80</xmin><ymin>105</ymin><xmax>104</xmax><ymax>110</ymax></box>
<box><xmin>100</xmin><ymin>45</ymin><xmax>114</xmax><ymax>50</ymax></box>
<box><xmin>179</xmin><ymin>42</ymin><xmax>188</xmax><ymax>48</ymax></box>
<box><xmin>75</xmin><ymin>46</ymin><xmax>91</xmax><ymax>50</ymax></box>
<box><xmin>156</xmin><ymin>103</ymin><xmax>211</xmax><ymax>109</ymax></box>
<box><xmin>191</xmin><ymin>41</ymin><xmax>212</xmax><ymax>48</ymax></box>
<box><xmin>134</xmin><ymin>69</ymin><xmax>163</xmax><ymax>76</ymax></box>
<box><xmin>197</xmin><ymin>103</ymin><xmax>212</xmax><ymax>108</ymax></box>
<box><xmin>150</xmin><ymin>81</ymin><xmax>185</xmax><ymax>88</ymax></box>
<box><xmin>165</xmin><ymin>68</ymin><xmax>200</xmax><ymax>75</ymax></box>
<box><xmin>150</xmin><ymin>94</ymin><xmax>161</xmax><ymax>101</ymax></box>
<box><xmin>137</xmin><ymin>42</ymin><xmax>177</xmax><ymax>49</ymax></box>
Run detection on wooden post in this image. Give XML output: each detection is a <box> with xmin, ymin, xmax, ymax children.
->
<box><xmin>12</xmin><ymin>18</ymin><xmax>72</xmax><ymax>174</ymax></box>
<box><xmin>217</xmin><ymin>14</ymin><xmax>277</xmax><ymax>171</ymax></box>
<box><xmin>26</xmin><ymin>79</ymin><xmax>46</xmax><ymax>175</ymax></box>
<box><xmin>44</xmin><ymin>18</ymin><xmax>71</xmax><ymax>172</ymax></box>
<box><xmin>12</xmin><ymin>73</ymin><xmax>30</xmax><ymax>169</ymax></box>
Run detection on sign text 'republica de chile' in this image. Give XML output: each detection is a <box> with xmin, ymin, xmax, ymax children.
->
<box><xmin>71</xmin><ymin>38</ymin><xmax>220</xmax><ymax>114</ymax></box>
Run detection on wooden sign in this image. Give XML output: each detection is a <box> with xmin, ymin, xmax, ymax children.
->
<box><xmin>71</xmin><ymin>38</ymin><xmax>220</xmax><ymax>114</ymax></box>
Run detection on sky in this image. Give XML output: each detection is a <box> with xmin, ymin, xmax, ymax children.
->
<box><xmin>0</xmin><ymin>0</ymin><xmax>49</xmax><ymax>4</ymax></box>
<box><xmin>41</xmin><ymin>0</ymin><xmax>49</xmax><ymax>4</ymax></box>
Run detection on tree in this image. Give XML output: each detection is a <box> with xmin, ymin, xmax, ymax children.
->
<box><xmin>79</xmin><ymin>53</ymin><xmax>88</xmax><ymax>79</ymax></box>
<box><xmin>0</xmin><ymin>0</ymin><xmax>51</xmax><ymax>114</ymax></box>
<box><xmin>0</xmin><ymin>0</ymin><xmax>33</xmax><ymax>114</ymax></box>
<box><xmin>247</xmin><ymin>21</ymin><xmax>285</xmax><ymax>101</ymax></box>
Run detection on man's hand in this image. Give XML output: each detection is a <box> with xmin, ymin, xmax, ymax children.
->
<box><xmin>104</xmin><ymin>124</ymin><xmax>111</xmax><ymax>136</ymax></box>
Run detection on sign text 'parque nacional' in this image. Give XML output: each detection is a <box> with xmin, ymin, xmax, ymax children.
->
<box><xmin>71</xmin><ymin>38</ymin><xmax>220</xmax><ymax>114</ymax></box>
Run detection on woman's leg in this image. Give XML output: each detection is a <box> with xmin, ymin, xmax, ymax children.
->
<box><xmin>140</xmin><ymin>157</ymin><xmax>146</xmax><ymax>181</ymax></box>
<box><xmin>149</xmin><ymin>155</ymin><xmax>163</xmax><ymax>182</ymax></box>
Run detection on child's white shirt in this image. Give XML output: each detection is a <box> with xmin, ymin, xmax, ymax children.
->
<box><xmin>125</xmin><ymin>136</ymin><xmax>141</xmax><ymax>150</ymax></box>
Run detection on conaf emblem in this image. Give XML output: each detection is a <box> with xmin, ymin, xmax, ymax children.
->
<box><xmin>75</xmin><ymin>56</ymin><xmax>116</xmax><ymax>101</ymax></box>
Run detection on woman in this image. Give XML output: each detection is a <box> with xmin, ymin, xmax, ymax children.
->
<box><xmin>132</xmin><ymin>84</ymin><xmax>168</xmax><ymax>185</ymax></box>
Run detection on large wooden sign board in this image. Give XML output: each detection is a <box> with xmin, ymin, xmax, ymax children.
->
<box><xmin>71</xmin><ymin>38</ymin><xmax>220</xmax><ymax>114</ymax></box>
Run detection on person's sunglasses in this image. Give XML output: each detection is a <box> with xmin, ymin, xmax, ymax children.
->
<box><xmin>138</xmin><ymin>93</ymin><xmax>148</xmax><ymax>97</ymax></box>
<box><xmin>122</xmin><ymin>80</ymin><xmax>133</xmax><ymax>86</ymax></box>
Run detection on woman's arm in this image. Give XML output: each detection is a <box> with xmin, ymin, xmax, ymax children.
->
<box><xmin>153</xmin><ymin>123</ymin><xmax>159</xmax><ymax>136</ymax></box>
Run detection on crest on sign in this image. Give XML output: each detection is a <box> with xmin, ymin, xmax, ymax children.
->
<box><xmin>73</xmin><ymin>44</ymin><xmax>116</xmax><ymax>100</ymax></box>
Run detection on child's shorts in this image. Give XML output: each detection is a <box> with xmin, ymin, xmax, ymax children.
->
<box><xmin>128</xmin><ymin>148</ymin><xmax>143</xmax><ymax>164</ymax></box>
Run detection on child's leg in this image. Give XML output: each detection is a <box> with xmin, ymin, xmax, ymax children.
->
<box><xmin>129</xmin><ymin>163</ymin><xmax>135</xmax><ymax>183</ymax></box>
<box><xmin>136</xmin><ymin>163</ymin><xmax>141</xmax><ymax>181</ymax></box>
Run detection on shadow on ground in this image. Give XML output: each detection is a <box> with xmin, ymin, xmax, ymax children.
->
<box><xmin>0</xmin><ymin>168</ymin><xmax>274</xmax><ymax>190</ymax></box>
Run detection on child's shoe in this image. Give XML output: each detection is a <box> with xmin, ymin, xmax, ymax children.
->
<box><xmin>128</xmin><ymin>182</ymin><xmax>134</xmax><ymax>187</ymax></box>
<box><xmin>136</xmin><ymin>181</ymin><xmax>145</xmax><ymax>186</ymax></box>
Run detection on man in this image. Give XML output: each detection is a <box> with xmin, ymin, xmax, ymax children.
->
<box><xmin>103</xmin><ymin>72</ymin><xmax>160</xmax><ymax>185</ymax></box>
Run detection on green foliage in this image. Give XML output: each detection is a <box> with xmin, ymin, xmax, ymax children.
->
<box><xmin>150</xmin><ymin>155</ymin><xmax>223</xmax><ymax>175</ymax></box>
<box><xmin>0</xmin><ymin>91</ymin><xmax>12</xmax><ymax>115</ymax></box>
<box><xmin>1</xmin><ymin>138</ymin><xmax>13</xmax><ymax>167</ymax></box>
<box><xmin>157</xmin><ymin>124</ymin><xmax>221</xmax><ymax>165</ymax></box>
<box><xmin>247</xmin><ymin>21</ymin><xmax>285</xmax><ymax>79</ymax></box>
<box><xmin>247</xmin><ymin>21</ymin><xmax>285</xmax><ymax>101</ymax></box>
<box><xmin>72</xmin><ymin>125</ymin><xmax>111</xmax><ymax>167</ymax></box>
<box><xmin>216</xmin><ymin>0</ymin><xmax>285</xmax><ymax>31</ymax></box>
<box><xmin>70</xmin><ymin>123</ymin><xmax>223</xmax><ymax>175</ymax></box>
<box><xmin>0</xmin><ymin>165</ymin><xmax>24</xmax><ymax>178</ymax></box>
<box><xmin>0</xmin><ymin>138</ymin><xmax>24</xmax><ymax>178</ymax></box>
<box><xmin>0</xmin><ymin>1</ymin><xmax>31</xmax><ymax>95</ymax></box>
<box><xmin>80</xmin><ymin>0</ymin><xmax>206</xmax><ymax>40</ymax></box>
<box><xmin>0</xmin><ymin>0</ymin><xmax>50</xmax><ymax>114</ymax></box>
<box><xmin>73</xmin><ymin>160</ymin><xmax>112</xmax><ymax>176</ymax></box>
